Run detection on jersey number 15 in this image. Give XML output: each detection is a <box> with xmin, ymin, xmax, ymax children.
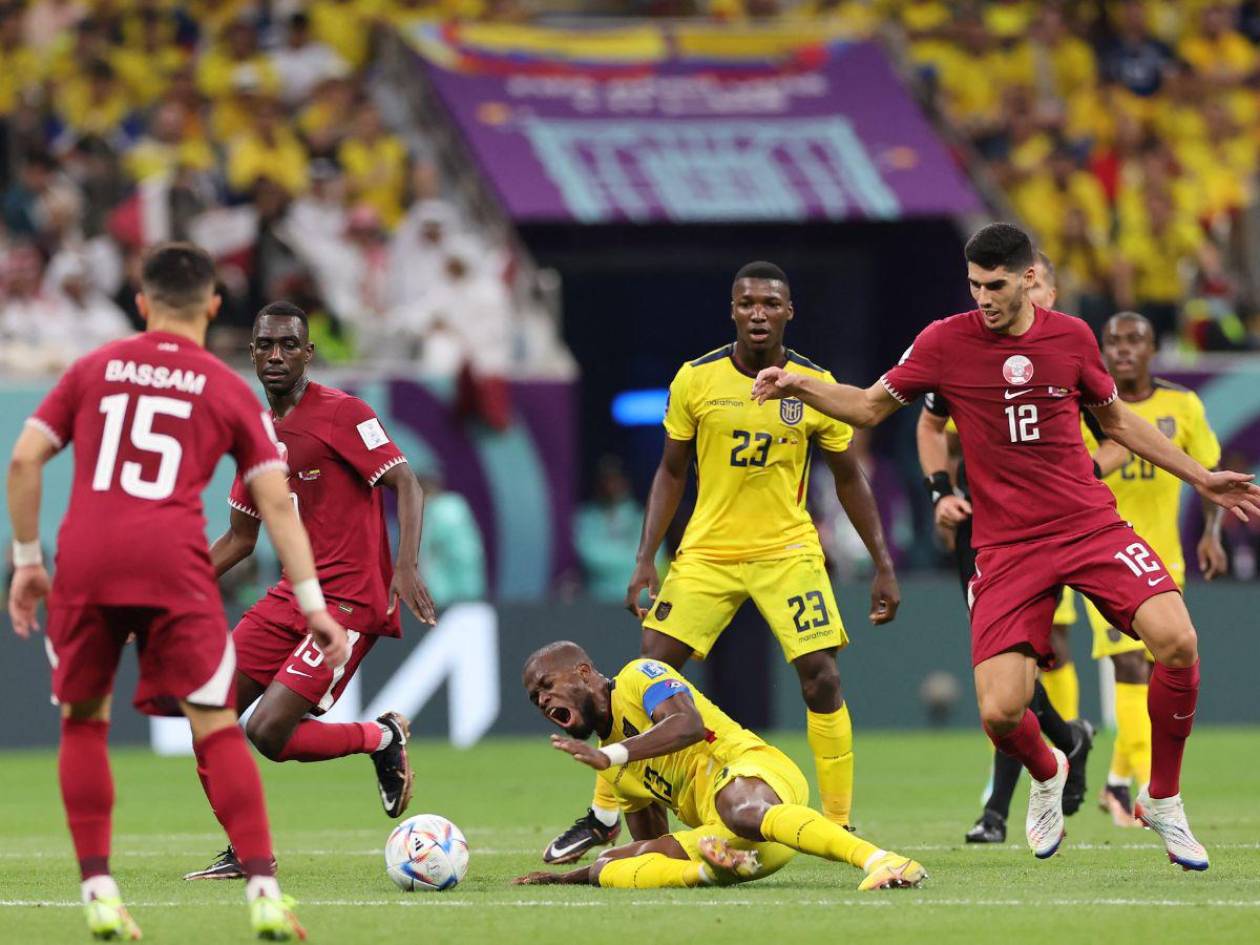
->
<box><xmin>93</xmin><ymin>393</ymin><xmax>191</xmax><ymax>501</ymax></box>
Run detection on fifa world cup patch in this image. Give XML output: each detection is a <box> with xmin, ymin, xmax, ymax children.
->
<box><xmin>356</xmin><ymin>417</ymin><xmax>391</xmax><ymax>450</ymax></box>
<box><xmin>779</xmin><ymin>398</ymin><xmax>804</xmax><ymax>425</ymax></box>
<box><xmin>638</xmin><ymin>660</ymin><xmax>668</xmax><ymax>679</ymax></box>
<box><xmin>654</xmin><ymin>601</ymin><xmax>673</xmax><ymax>621</ymax></box>
<box><xmin>298</xmin><ymin>469</ymin><xmax>321</xmax><ymax>481</ymax></box>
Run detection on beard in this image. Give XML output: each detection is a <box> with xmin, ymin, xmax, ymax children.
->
<box><xmin>562</xmin><ymin>690</ymin><xmax>600</xmax><ymax>740</ymax></box>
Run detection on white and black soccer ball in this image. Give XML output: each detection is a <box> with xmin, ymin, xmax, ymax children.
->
<box><xmin>384</xmin><ymin>814</ymin><xmax>469</xmax><ymax>891</ymax></box>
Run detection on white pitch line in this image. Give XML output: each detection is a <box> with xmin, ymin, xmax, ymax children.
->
<box><xmin>3</xmin><ymin>898</ymin><xmax>1260</xmax><ymax>910</ymax></box>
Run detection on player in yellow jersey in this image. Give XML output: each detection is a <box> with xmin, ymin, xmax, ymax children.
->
<box><xmin>517</xmin><ymin>642</ymin><xmax>925</xmax><ymax>891</ymax></box>
<box><xmin>1082</xmin><ymin>313</ymin><xmax>1226</xmax><ymax>826</ymax></box>
<box><xmin>542</xmin><ymin>262</ymin><xmax>900</xmax><ymax>864</ymax></box>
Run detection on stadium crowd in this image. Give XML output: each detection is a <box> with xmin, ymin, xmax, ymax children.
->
<box><xmin>0</xmin><ymin>0</ymin><xmax>566</xmax><ymax>383</ymax></box>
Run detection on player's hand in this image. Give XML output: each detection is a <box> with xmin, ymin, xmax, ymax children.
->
<box><xmin>934</xmin><ymin>494</ymin><xmax>972</xmax><ymax>529</ymax></box>
<box><xmin>624</xmin><ymin>558</ymin><xmax>660</xmax><ymax>619</ymax></box>
<box><xmin>751</xmin><ymin>366</ymin><xmax>797</xmax><ymax>404</ymax></box>
<box><xmin>869</xmin><ymin>566</ymin><xmax>900</xmax><ymax>625</ymax></box>
<box><xmin>550</xmin><ymin>734</ymin><xmax>610</xmax><ymax>770</ymax></box>
<box><xmin>8</xmin><ymin>565</ymin><xmax>51</xmax><ymax>638</ymax></box>
<box><xmin>307</xmin><ymin>609</ymin><xmax>350</xmax><ymax>670</ymax></box>
<box><xmin>1197</xmin><ymin>532</ymin><xmax>1228</xmax><ymax>581</ymax></box>
<box><xmin>1194</xmin><ymin>470</ymin><xmax>1260</xmax><ymax>523</ymax></box>
<box><xmin>388</xmin><ymin>566</ymin><xmax>438</xmax><ymax>625</ymax></box>
<box><xmin>512</xmin><ymin>871</ymin><xmax>567</xmax><ymax>886</ymax></box>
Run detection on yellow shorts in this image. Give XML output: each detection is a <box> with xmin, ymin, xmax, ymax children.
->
<box><xmin>643</xmin><ymin>554</ymin><xmax>847</xmax><ymax>663</ymax></box>
<box><xmin>1052</xmin><ymin>587</ymin><xmax>1078</xmax><ymax>626</ymax></box>
<box><xmin>671</xmin><ymin>746</ymin><xmax>808</xmax><ymax>884</ymax></box>
<box><xmin>1085</xmin><ymin>596</ymin><xmax>1153</xmax><ymax>660</ymax></box>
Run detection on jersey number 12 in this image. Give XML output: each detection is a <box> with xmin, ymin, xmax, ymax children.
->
<box><xmin>1004</xmin><ymin>404</ymin><xmax>1040</xmax><ymax>443</ymax></box>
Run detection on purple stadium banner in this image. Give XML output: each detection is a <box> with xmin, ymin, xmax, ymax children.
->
<box><xmin>420</xmin><ymin>43</ymin><xmax>983</xmax><ymax>224</ymax></box>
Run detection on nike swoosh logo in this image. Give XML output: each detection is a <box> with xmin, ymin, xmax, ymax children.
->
<box><xmin>1173</xmin><ymin>710</ymin><xmax>1195</xmax><ymax>720</ymax></box>
<box><xmin>546</xmin><ymin>838</ymin><xmax>589</xmax><ymax>859</ymax></box>
<box><xmin>285</xmin><ymin>666</ymin><xmax>313</xmax><ymax>678</ymax></box>
<box><xmin>1004</xmin><ymin>389</ymin><xmax>1032</xmax><ymax>399</ymax></box>
<box><xmin>1148</xmin><ymin>576</ymin><xmax>1169</xmax><ymax>587</ymax></box>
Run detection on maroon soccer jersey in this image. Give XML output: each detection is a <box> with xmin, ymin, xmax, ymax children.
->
<box><xmin>881</xmin><ymin>306</ymin><xmax>1121</xmax><ymax>548</ymax></box>
<box><xmin>29</xmin><ymin>331</ymin><xmax>284</xmax><ymax>607</ymax></box>
<box><xmin>228</xmin><ymin>382</ymin><xmax>404</xmax><ymax>637</ymax></box>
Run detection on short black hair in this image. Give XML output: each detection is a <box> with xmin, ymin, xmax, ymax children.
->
<box><xmin>140</xmin><ymin>242</ymin><xmax>216</xmax><ymax>313</ymax></box>
<box><xmin>965</xmin><ymin>223</ymin><xmax>1034</xmax><ymax>274</ymax></box>
<box><xmin>254</xmin><ymin>300</ymin><xmax>309</xmax><ymax>336</ymax></box>
<box><xmin>1034</xmin><ymin>250</ymin><xmax>1056</xmax><ymax>287</ymax></box>
<box><xmin>1106</xmin><ymin>310</ymin><xmax>1155</xmax><ymax>338</ymax></box>
<box><xmin>734</xmin><ymin>261</ymin><xmax>788</xmax><ymax>286</ymax></box>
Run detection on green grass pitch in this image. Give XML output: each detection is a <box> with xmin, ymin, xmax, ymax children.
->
<box><xmin>2</xmin><ymin>727</ymin><xmax>1258</xmax><ymax>944</ymax></box>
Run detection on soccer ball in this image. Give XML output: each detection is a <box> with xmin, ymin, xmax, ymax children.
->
<box><xmin>385</xmin><ymin>814</ymin><xmax>469</xmax><ymax>891</ymax></box>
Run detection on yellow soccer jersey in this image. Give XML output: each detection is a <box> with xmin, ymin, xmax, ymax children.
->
<box><xmin>598</xmin><ymin>658</ymin><xmax>766</xmax><ymax>827</ymax></box>
<box><xmin>664</xmin><ymin>346</ymin><xmax>854</xmax><ymax>561</ymax></box>
<box><xmin>1081</xmin><ymin>380</ymin><xmax>1220</xmax><ymax>581</ymax></box>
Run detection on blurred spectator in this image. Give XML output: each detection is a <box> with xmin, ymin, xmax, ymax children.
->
<box><xmin>338</xmin><ymin>101</ymin><xmax>409</xmax><ymax>229</ymax></box>
<box><xmin>227</xmin><ymin>96</ymin><xmax>310</xmax><ymax>197</ymax></box>
<box><xmin>3</xmin><ymin>150</ymin><xmax>63</xmax><ymax>239</ymax></box>
<box><xmin>1100</xmin><ymin>0</ymin><xmax>1175</xmax><ymax>98</ymax></box>
<box><xmin>417</xmin><ymin>469</ymin><xmax>487</xmax><ymax>609</ymax></box>
<box><xmin>270</xmin><ymin>11</ymin><xmax>349</xmax><ymax>107</ymax></box>
<box><xmin>0</xmin><ymin>4</ymin><xmax>42</xmax><ymax>117</ymax></box>
<box><xmin>42</xmin><ymin>250</ymin><xmax>132</xmax><ymax>350</ymax></box>
<box><xmin>574</xmin><ymin>456</ymin><xmax>642</xmax><ymax>601</ymax></box>
<box><xmin>125</xmin><ymin>100</ymin><xmax>216</xmax><ymax>184</ymax></box>
<box><xmin>388</xmin><ymin>198</ymin><xmax>462</xmax><ymax>308</ymax></box>
<box><xmin>24</xmin><ymin>0</ymin><xmax>87</xmax><ymax>54</ymax></box>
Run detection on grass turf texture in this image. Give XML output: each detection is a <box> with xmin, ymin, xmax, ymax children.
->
<box><xmin>2</xmin><ymin>728</ymin><xmax>1258</xmax><ymax>945</ymax></box>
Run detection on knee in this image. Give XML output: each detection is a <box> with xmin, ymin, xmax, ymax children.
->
<box><xmin>797</xmin><ymin>662</ymin><xmax>841</xmax><ymax>713</ymax></box>
<box><xmin>978</xmin><ymin>698</ymin><xmax>1023</xmax><ymax>737</ymax></box>
<box><xmin>721</xmin><ymin>800</ymin><xmax>771</xmax><ymax>842</ymax></box>
<box><xmin>1152</xmin><ymin>625</ymin><xmax>1198</xmax><ymax>669</ymax></box>
<box><xmin>244</xmin><ymin>712</ymin><xmax>290</xmax><ymax>761</ymax></box>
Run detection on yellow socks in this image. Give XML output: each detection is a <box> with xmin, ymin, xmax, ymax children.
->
<box><xmin>591</xmin><ymin>774</ymin><xmax>620</xmax><ymax>825</ymax></box>
<box><xmin>806</xmin><ymin>705</ymin><xmax>853</xmax><ymax>827</ymax></box>
<box><xmin>597</xmin><ymin>853</ymin><xmax>706</xmax><ymax>888</ymax></box>
<box><xmin>1113</xmin><ymin>682</ymin><xmax>1152</xmax><ymax>785</ymax></box>
<box><xmin>759</xmin><ymin>803</ymin><xmax>878</xmax><ymax>870</ymax></box>
<box><xmin>1040</xmin><ymin>664</ymin><xmax>1079</xmax><ymax>721</ymax></box>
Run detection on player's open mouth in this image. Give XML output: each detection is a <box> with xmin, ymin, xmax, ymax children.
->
<box><xmin>749</xmin><ymin>327</ymin><xmax>770</xmax><ymax>341</ymax></box>
<box><xmin>547</xmin><ymin>706</ymin><xmax>572</xmax><ymax>727</ymax></box>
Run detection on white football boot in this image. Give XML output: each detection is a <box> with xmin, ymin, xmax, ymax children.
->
<box><xmin>1026</xmin><ymin>748</ymin><xmax>1068</xmax><ymax>859</ymax></box>
<box><xmin>1135</xmin><ymin>789</ymin><xmax>1210</xmax><ymax>871</ymax></box>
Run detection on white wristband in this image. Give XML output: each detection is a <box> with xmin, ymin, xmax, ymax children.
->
<box><xmin>12</xmin><ymin>539</ymin><xmax>42</xmax><ymax>568</ymax></box>
<box><xmin>293</xmin><ymin>578</ymin><xmax>326</xmax><ymax>615</ymax></box>
<box><xmin>599</xmin><ymin>743</ymin><xmax>629</xmax><ymax>766</ymax></box>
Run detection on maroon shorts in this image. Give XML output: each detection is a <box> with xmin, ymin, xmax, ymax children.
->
<box><xmin>45</xmin><ymin>604</ymin><xmax>235</xmax><ymax>717</ymax></box>
<box><xmin>967</xmin><ymin>522</ymin><xmax>1178</xmax><ymax>668</ymax></box>
<box><xmin>232</xmin><ymin>593</ymin><xmax>380</xmax><ymax>714</ymax></box>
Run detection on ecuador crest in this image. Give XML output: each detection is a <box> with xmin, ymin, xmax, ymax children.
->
<box><xmin>780</xmin><ymin>398</ymin><xmax>804</xmax><ymax>425</ymax></box>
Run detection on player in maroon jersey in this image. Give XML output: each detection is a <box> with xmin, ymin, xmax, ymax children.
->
<box><xmin>6</xmin><ymin>243</ymin><xmax>345</xmax><ymax>941</ymax></box>
<box><xmin>752</xmin><ymin>223</ymin><xmax>1260</xmax><ymax>870</ymax></box>
<box><xmin>183</xmin><ymin>300</ymin><xmax>438</xmax><ymax>882</ymax></box>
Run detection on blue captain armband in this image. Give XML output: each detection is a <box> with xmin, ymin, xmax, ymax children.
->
<box><xmin>642</xmin><ymin>678</ymin><xmax>690</xmax><ymax>716</ymax></box>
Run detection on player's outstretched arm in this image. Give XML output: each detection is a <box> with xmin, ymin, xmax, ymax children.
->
<box><xmin>551</xmin><ymin>691</ymin><xmax>706</xmax><ymax>770</ymax></box>
<box><xmin>248</xmin><ymin>467</ymin><xmax>350</xmax><ymax>667</ymax></box>
<box><xmin>1091</xmin><ymin>400</ymin><xmax>1260</xmax><ymax>521</ymax></box>
<box><xmin>625</xmin><ymin>437</ymin><xmax>695</xmax><ymax>618</ymax></box>
<box><xmin>823</xmin><ymin>448</ymin><xmax>900</xmax><ymax>625</ymax></box>
<box><xmin>752</xmin><ymin>369</ymin><xmax>901</xmax><ymax>428</ymax></box>
<box><xmin>209</xmin><ymin>508</ymin><xmax>262</xmax><ymax>578</ymax></box>
<box><xmin>6</xmin><ymin>426</ymin><xmax>56</xmax><ymax>638</ymax></box>
<box><xmin>378</xmin><ymin>462</ymin><xmax>437</xmax><ymax>625</ymax></box>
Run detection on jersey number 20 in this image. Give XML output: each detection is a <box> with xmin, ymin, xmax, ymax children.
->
<box><xmin>93</xmin><ymin>393</ymin><xmax>191</xmax><ymax>500</ymax></box>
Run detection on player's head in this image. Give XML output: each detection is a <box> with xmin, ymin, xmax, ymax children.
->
<box><xmin>964</xmin><ymin>223</ymin><xmax>1036</xmax><ymax>333</ymax></box>
<box><xmin>1100</xmin><ymin>311</ymin><xmax>1155</xmax><ymax>384</ymax></box>
<box><xmin>523</xmin><ymin>641</ymin><xmax>604</xmax><ymax>740</ymax></box>
<box><xmin>251</xmin><ymin>300</ymin><xmax>313</xmax><ymax>395</ymax></box>
<box><xmin>137</xmin><ymin>242</ymin><xmax>221</xmax><ymax>326</ymax></box>
<box><xmin>731</xmin><ymin>261</ymin><xmax>793</xmax><ymax>353</ymax></box>
<box><xmin>1030</xmin><ymin>250</ymin><xmax>1057</xmax><ymax>309</ymax></box>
